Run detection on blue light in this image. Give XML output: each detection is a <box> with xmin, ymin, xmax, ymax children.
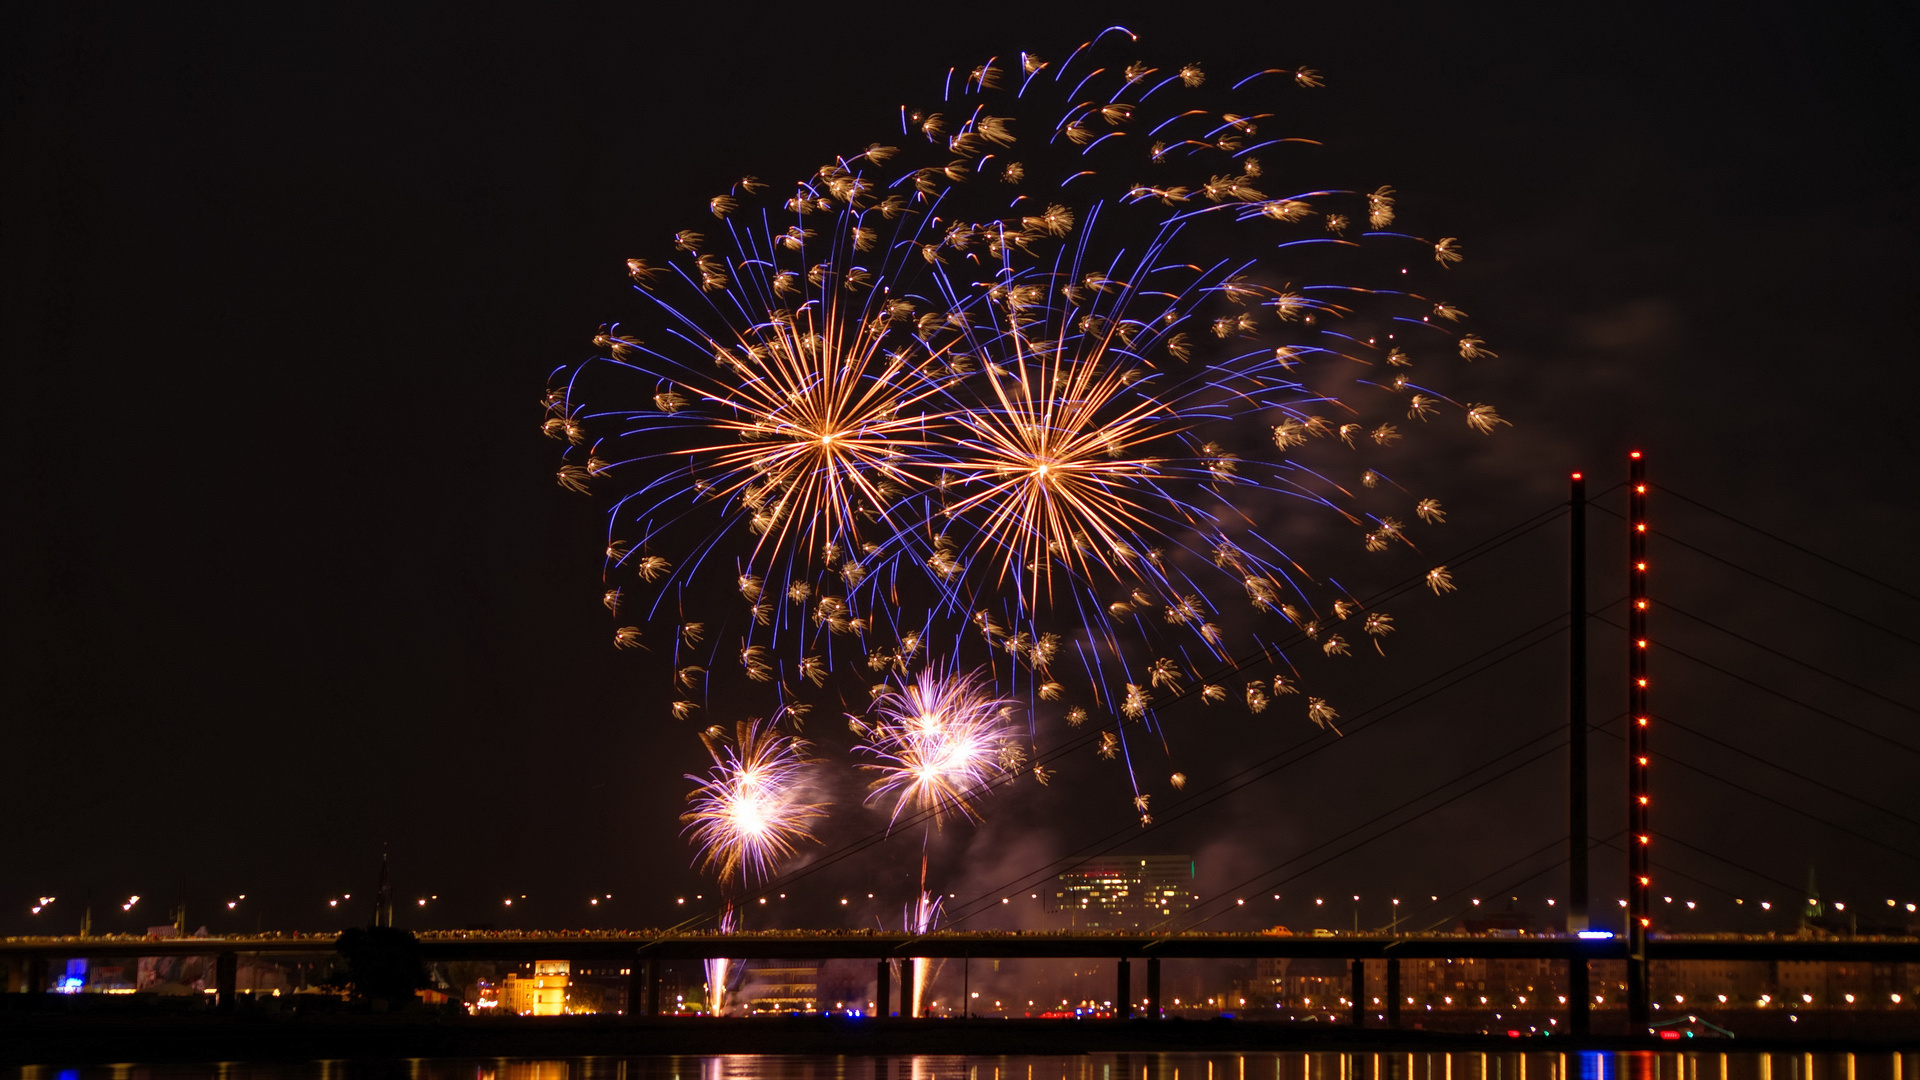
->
<box><xmin>1577</xmin><ymin>930</ymin><xmax>1614</xmax><ymax>939</ymax></box>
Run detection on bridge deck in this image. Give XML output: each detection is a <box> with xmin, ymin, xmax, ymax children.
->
<box><xmin>3</xmin><ymin>931</ymin><xmax>1916</xmax><ymax>963</ymax></box>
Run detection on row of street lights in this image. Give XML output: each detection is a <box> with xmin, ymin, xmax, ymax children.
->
<box><xmin>20</xmin><ymin>890</ymin><xmax>1919</xmax><ymax>928</ymax></box>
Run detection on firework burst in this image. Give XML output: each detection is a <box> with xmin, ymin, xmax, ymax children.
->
<box><xmin>681</xmin><ymin>716</ymin><xmax>824</xmax><ymax>885</ymax></box>
<box><xmin>555</xmin><ymin>27</ymin><xmax>1507</xmax><ymax>819</ymax></box>
<box><xmin>854</xmin><ymin>666</ymin><xmax>1023</xmax><ymax>827</ymax></box>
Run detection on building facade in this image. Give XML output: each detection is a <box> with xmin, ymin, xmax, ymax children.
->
<box><xmin>744</xmin><ymin>959</ymin><xmax>821</xmax><ymax>1012</ymax></box>
<box><xmin>1048</xmin><ymin>856</ymin><xmax>1197</xmax><ymax>930</ymax></box>
<box><xmin>498</xmin><ymin>960</ymin><xmax>569</xmax><ymax>1015</ymax></box>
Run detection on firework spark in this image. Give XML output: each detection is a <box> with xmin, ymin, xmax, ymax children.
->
<box><xmin>904</xmin><ymin>890</ymin><xmax>942</xmax><ymax>1017</ymax></box>
<box><xmin>855</xmin><ymin>667</ymin><xmax>1023</xmax><ymax>827</ymax></box>
<box><xmin>704</xmin><ymin>906</ymin><xmax>738</xmax><ymax>1016</ymax></box>
<box><xmin>554</xmin><ymin>28</ymin><xmax>1504</xmax><ymax>820</ymax></box>
<box><xmin>681</xmin><ymin>717</ymin><xmax>824</xmax><ymax>885</ymax></box>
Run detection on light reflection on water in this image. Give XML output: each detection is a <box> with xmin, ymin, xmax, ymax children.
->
<box><xmin>9</xmin><ymin>1055</ymin><xmax>1918</xmax><ymax>1080</ymax></box>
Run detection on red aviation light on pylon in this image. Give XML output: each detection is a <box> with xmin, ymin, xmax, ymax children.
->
<box><xmin>1625</xmin><ymin>449</ymin><xmax>1652</xmax><ymax>1026</ymax></box>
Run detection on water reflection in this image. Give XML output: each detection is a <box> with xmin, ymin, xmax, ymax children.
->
<box><xmin>9</xmin><ymin>1054</ymin><xmax>1916</xmax><ymax>1080</ymax></box>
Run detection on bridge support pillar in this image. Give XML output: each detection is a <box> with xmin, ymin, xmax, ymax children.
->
<box><xmin>645</xmin><ymin>958</ymin><xmax>661</xmax><ymax>1017</ymax></box>
<box><xmin>216</xmin><ymin>951</ymin><xmax>238</xmax><ymax>1012</ymax></box>
<box><xmin>1385</xmin><ymin>958</ymin><xmax>1400</xmax><ymax>1028</ymax></box>
<box><xmin>1350</xmin><ymin>959</ymin><xmax>1366</xmax><ymax>1027</ymax></box>
<box><xmin>628</xmin><ymin>958</ymin><xmax>650</xmax><ymax>1016</ymax></box>
<box><xmin>1116</xmin><ymin>958</ymin><xmax>1132</xmax><ymax>1019</ymax></box>
<box><xmin>1145</xmin><ymin>956</ymin><xmax>1161</xmax><ymax>1020</ymax></box>
<box><xmin>900</xmin><ymin>959</ymin><xmax>914</xmax><ymax>1018</ymax></box>
<box><xmin>876</xmin><ymin>960</ymin><xmax>891</xmax><ymax>1018</ymax></box>
<box><xmin>1627</xmin><ymin>958</ymin><xmax>1649</xmax><ymax>1031</ymax></box>
<box><xmin>1568</xmin><ymin>955</ymin><xmax>1589</xmax><ymax>1037</ymax></box>
<box><xmin>27</xmin><ymin>956</ymin><xmax>48</xmax><ymax>995</ymax></box>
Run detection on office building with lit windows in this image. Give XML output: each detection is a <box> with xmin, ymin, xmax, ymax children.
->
<box><xmin>1047</xmin><ymin>855</ymin><xmax>1197</xmax><ymax>930</ymax></box>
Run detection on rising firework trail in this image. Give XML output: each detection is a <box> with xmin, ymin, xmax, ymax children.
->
<box><xmin>704</xmin><ymin>906</ymin><xmax>739</xmax><ymax>1016</ymax></box>
<box><xmin>905</xmin><ymin>887</ymin><xmax>942</xmax><ymax>1018</ymax></box>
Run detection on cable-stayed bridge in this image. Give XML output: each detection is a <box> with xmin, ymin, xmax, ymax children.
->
<box><xmin>6</xmin><ymin>458</ymin><xmax>1916</xmax><ymax>1040</ymax></box>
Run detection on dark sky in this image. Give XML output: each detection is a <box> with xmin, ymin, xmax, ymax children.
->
<box><xmin>4</xmin><ymin>1</ymin><xmax>1916</xmax><ymax>940</ymax></box>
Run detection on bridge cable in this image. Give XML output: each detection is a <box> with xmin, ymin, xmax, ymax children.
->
<box><xmin>1657</xmin><ymin>601</ymin><xmax>1920</xmax><ymax>716</ymax></box>
<box><xmin>1589</xmin><ymin>613</ymin><xmax>1920</xmax><ymax>758</ymax></box>
<box><xmin>1653</xmin><ymin>528</ymin><xmax>1920</xmax><ymax>649</ymax></box>
<box><xmin>1655</xmin><ymin>712</ymin><xmax>1920</xmax><ymax>831</ymax></box>
<box><xmin>1429</xmin><ymin>832</ymin><xmax>1765</xmax><ymax>934</ymax></box>
<box><xmin>936</xmin><ymin>612</ymin><xmax>1573</xmax><ymax>926</ymax></box>
<box><xmin>1023</xmin><ymin>717</ymin><xmax>1569</xmax><ymax>937</ymax></box>
<box><xmin>933</xmin><ymin>615</ymin><xmax>1578</xmax><ymax>931</ymax></box>
<box><xmin>1595</xmin><ymin>832</ymin><xmax>1806</xmax><ymax>901</ymax></box>
<box><xmin>1589</xmin><ymin>500</ymin><xmax>1920</xmax><ymax>651</ymax></box>
<box><xmin>1589</xmin><ymin>721</ymin><xmax>1920</xmax><ymax>864</ymax></box>
<box><xmin>1413</xmin><ymin>830</ymin><xmax>1624</xmax><ymax>934</ymax></box>
<box><xmin>1410</xmin><ymin>825</ymin><xmax>1804</xmax><ymax>936</ymax></box>
<box><xmin>667</xmin><ymin>498</ymin><xmax>1583</xmax><ymax>934</ymax></box>
<box><xmin>1156</xmin><ymin>732</ymin><xmax>1575</xmax><ymax>935</ymax></box>
<box><xmin>1648</xmin><ymin>834</ymin><xmax>1819</xmax><ymax>899</ymax></box>
<box><xmin>1150</xmin><ymin>499</ymin><xmax>1579</xmax><ymax>715</ymax></box>
<box><xmin>1655</xmin><ymin>486</ymin><xmax>1920</xmax><ymax>606</ymax></box>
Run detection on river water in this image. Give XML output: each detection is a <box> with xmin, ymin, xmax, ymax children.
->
<box><xmin>8</xmin><ymin>1053</ymin><xmax>1916</xmax><ymax>1080</ymax></box>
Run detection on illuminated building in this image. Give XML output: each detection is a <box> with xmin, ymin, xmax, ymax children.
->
<box><xmin>744</xmin><ymin>959</ymin><xmax>821</xmax><ymax>1012</ymax></box>
<box><xmin>1047</xmin><ymin>856</ymin><xmax>1197</xmax><ymax>930</ymax></box>
<box><xmin>498</xmin><ymin>960</ymin><xmax>569</xmax><ymax>1015</ymax></box>
<box><xmin>1255</xmin><ymin>956</ymin><xmax>1348</xmax><ymax>1007</ymax></box>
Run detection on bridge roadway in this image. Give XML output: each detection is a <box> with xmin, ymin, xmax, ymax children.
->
<box><xmin>3</xmin><ymin>930</ymin><xmax>1917</xmax><ymax>964</ymax></box>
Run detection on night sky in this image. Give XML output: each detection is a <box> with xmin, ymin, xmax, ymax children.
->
<box><xmin>5</xmin><ymin>2</ymin><xmax>1916</xmax><ymax>940</ymax></box>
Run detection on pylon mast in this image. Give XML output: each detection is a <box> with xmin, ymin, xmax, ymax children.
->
<box><xmin>1627</xmin><ymin>452</ymin><xmax>1651</xmax><ymax>1027</ymax></box>
<box><xmin>1569</xmin><ymin>471</ymin><xmax>1589</xmax><ymax>934</ymax></box>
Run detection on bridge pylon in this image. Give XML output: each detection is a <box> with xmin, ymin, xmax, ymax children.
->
<box><xmin>1626</xmin><ymin>451</ymin><xmax>1652</xmax><ymax>1028</ymax></box>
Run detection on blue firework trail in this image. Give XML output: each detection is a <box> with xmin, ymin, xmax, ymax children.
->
<box><xmin>546</xmin><ymin>28</ymin><xmax>1505</xmax><ymax>838</ymax></box>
